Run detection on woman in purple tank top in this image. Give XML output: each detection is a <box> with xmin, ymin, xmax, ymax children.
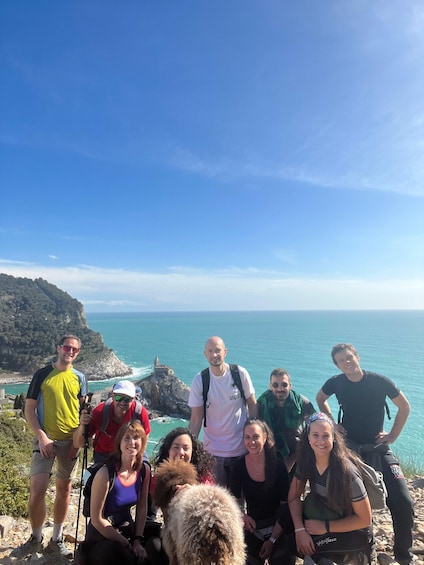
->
<box><xmin>76</xmin><ymin>420</ymin><xmax>150</xmax><ymax>565</ymax></box>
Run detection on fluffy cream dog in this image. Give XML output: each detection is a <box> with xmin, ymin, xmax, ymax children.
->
<box><xmin>153</xmin><ymin>459</ymin><xmax>246</xmax><ymax>565</ymax></box>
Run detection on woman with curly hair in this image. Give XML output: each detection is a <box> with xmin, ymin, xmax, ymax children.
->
<box><xmin>153</xmin><ymin>426</ymin><xmax>215</xmax><ymax>483</ymax></box>
<box><xmin>288</xmin><ymin>413</ymin><xmax>373</xmax><ymax>564</ymax></box>
<box><xmin>146</xmin><ymin>427</ymin><xmax>215</xmax><ymax>564</ymax></box>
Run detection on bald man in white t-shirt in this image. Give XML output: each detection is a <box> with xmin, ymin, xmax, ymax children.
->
<box><xmin>188</xmin><ymin>336</ymin><xmax>257</xmax><ymax>486</ymax></box>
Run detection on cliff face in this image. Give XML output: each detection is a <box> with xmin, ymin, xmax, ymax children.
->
<box><xmin>83</xmin><ymin>359</ymin><xmax>190</xmax><ymax>419</ymax></box>
<box><xmin>0</xmin><ymin>274</ymin><xmax>132</xmax><ymax>379</ymax></box>
<box><xmin>135</xmin><ymin>356</ymin><xmax>191</xmax><ymax>419</ymax></box>
<box><xmin>0</xmin><ymin>275</ymin><xmax>192</xmax><ymax>419</ymax></box>
<box><xmin>139</xmin><ymin>370</ymin><xmax>191</xmax><ymax>419</ymax></box>
<box><xmin>77</xmin><ymin>350</ymin><xmax>132</xmax><ymax>381</ymax></box>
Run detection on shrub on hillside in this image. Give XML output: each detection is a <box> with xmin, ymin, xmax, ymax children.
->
<box><xmin>0</xmin><ymin>413</ymin><xmax>33</xmax><ymax>517</ymax></box>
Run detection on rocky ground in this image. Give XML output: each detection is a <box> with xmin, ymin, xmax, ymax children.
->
<box><xmin>0</xmin><ymin>478</ymin><xmax>423</xmax><ymax>565</ymax></box>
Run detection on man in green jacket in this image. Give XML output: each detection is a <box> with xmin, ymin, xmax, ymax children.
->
<box><xmin>257</xmin><ymin>368</ymin><xmax>315</xmax><ymax>471</ymax></box>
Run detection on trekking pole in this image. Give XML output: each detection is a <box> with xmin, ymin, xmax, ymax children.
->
<box><xmin>74</xmin><ymin>403</ymin><xmax>91</xmax><ymax>555</ymax></box>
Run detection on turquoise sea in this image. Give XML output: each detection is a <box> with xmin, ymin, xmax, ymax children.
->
<box><xmin>4</xmin><ymin>311</ymin><xmax>424</xmax><ymax>468</ymax></box>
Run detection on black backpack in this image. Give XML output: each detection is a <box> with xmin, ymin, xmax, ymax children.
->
<box><xmin>82</xmin><ymin>460</ymin><xmax>116</xmax><ymax>517</ymax></box>
<box><xmin>82</xmin><ymin>460</ymin><xmax>146</xmax><ymax>517</ymax></box>
<box><xmin>201</xmin><ymin>364</ymin><xmax>246</xmax><ymax>427</ymax></box>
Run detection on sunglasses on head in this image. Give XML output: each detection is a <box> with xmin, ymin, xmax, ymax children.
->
<box><xmin>306</xmin><ymin>412</ymin><xmax>334</xmax><ymax>428</ymax></box>
<box><xmin>60</xmin><ymin>344</ymin><xmax>80</xmax><ymax>353</ymax></box>
<box><xmin>114</xmin><ymin>394</ymin><xmax>132</xmax><ymax>403</ymax></box>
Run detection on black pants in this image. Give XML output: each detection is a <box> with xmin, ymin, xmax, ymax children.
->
<box><xmin>245</xmin><ymin>531</ymin><xmax>296</xmax><ymax>565</ymax></box>
<box><xmin>144</xmin><ymin>536</ymin><xmax>168</xmax><ymax>565</ymax></box>
<box><xmin>79</xmin><ymin>521</ymin><xmax>146</xmax><ymax>565</ymax></box>
<box><xmin>85</xmin><ymin>539</ymin><xmax>138</xmax><ymax>565</ymax></box>
<box><xmin>363</xmin><ymin>448</ymin><xmax>414</xmax><ymax>562</ymax></box>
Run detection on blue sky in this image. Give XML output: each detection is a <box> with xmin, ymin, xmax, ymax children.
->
<box><xmin>1</xmin><ymin>1</ymin><xmax>423</xmax><ymax>312</ymax></box>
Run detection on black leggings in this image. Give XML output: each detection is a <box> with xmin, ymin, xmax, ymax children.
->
<box><xmin>79</xmin><ymin>521</ymin><xmax>139</xmax><ymax>565</ymax></box>
<box><xmin>245</xmin><ymin>531</ymin><xmax>296</xmax><ymax>565</ymax></box>
<box><xmin>85</xmin><ymin>539</ymin><xmax>137</xmax><ymax>565</ymax></box>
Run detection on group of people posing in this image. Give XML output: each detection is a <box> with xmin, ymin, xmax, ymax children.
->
<box><xmin>11</xmin><ymin>334</ymin><xmax>415</xmax><ymax>565</ymax></box>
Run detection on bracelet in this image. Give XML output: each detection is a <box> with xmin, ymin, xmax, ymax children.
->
<box><xmin>134</xmin><ymin>535</ymin><xmax>144</xmax><ymax>543</ymax></box>
<box><xmin>294</xmin><ymin>527</ymin><xmax>306</xmax><ymax>533</ymax></box>
<box><xmin>325</xmin><ymin>519</ymin><xmax>330</xmax><ymax>533</ymax></box>
<box><xmin>269</xmin><ymin>536</ymin><xmax>277</xmax><ymax>544</ymax></box>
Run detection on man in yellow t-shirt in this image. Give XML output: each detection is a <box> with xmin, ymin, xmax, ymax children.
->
<box><xmin>11</xmin><ymin>335</ymin><xmax>87</xmax><ymax>560</ymax></box>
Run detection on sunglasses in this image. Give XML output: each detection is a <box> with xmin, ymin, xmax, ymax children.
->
<box><xmin>60</xmin><ymin>345</ymin><xmax>80</xmax><ymax>353</ymax></box>
<box><xmin>114</xmin><ymin>395</ymin><xmax>132</xmax><ymax>403</ymax></box>
<box><xmin>306</xmin><ymin>412</ymin><xmax>334</xmax><ymax>428</ymax></box>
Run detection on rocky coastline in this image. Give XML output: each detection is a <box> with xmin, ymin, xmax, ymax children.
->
<box><xmin>0</xmin><ymin>357</ymin><xmax>191</xmax><ymax>420</ymax></box>
<box><xmin>0</xmin><ymin>350</ymin><xmax>132</xmax><ymax>385</ymax></box>
<box><xmin>0</xmin><ymin>373</ymin><xmax>33</xmax><ymax>385</ymax></box>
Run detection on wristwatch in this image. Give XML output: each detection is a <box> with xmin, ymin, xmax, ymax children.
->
<box><xmin>269</xmin><ymin>536</ymin><xmax>277</xmax><ymax>544</ymax></box>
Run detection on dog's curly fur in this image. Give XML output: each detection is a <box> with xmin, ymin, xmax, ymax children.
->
<box><xmin>153</xmin><ymin>459</ymin><xmax>246</xmax><ymax>565</ymax></box>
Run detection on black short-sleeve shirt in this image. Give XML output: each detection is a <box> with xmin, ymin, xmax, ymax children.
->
<box><xmin>321</xmin><ymin>371</ymin><xmax>400</xmax><ymax>444</ymax></box>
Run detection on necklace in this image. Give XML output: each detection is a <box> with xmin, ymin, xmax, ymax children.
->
<box><xmin>246</xmin><ymin>456</ymin><xmax>265</xmax><ymax>478</ymax></box>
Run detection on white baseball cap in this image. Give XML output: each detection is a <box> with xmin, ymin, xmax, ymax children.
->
<box><xmin>112</xmin><ymin>380</ymin><xmax>136</xmax><ymax>398</ymax></box>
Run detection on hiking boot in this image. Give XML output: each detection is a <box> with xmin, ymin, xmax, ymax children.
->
<box><xmin>10</xmin><ymin>534</ymin><xmax>44</xmax><ymax>558</ymax></box>
<box><xmin>44</xmin><ymin>537</ymin><xmax>73</xmax><ymax>558</ymax></box>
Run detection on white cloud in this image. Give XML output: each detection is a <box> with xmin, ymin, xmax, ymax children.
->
<box><xmin>272</xmin><ymin>249</ymin><xmax>295</xmax><ymax>264</ymax></box>
<box><xmin>168</xmin><ymin>141</ymin><xmax>424</xmax><ymax>197</ymax></box>
<box><xmin>170</xmin><ymin>147</ymin><xmax>226</xmax><ymax>178</ymax></box>
<box><xmin>1</xmin><ymin>260</ymin><xmax>423</xmax><ymax>312</ymax></box>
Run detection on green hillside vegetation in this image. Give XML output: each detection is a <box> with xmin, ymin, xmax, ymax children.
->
<box><xmin>0</xmin><ymin>411</ymin><xmax>33</xmax><ymax>516</ymax></box>
<box><xmin>0</xmin><ymin>406</ymin><xmax>80</xmax><ymax>518</ymax></box>
<box><xmin>0</xmin><ymin>273</ymin><xmax>109</xmax><ymax>373</ymax></box>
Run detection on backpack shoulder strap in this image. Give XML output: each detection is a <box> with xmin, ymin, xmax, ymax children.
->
<box><xmin>100</xmin><ymin>397</ymin><xmax>113</xmax><ymax>433</ymax></box>
<box><xmin>201</xmin><ymin>368</ymin><xmax>210</xmax><ymax>428</ymax></box>
<box><xmin>93</xmin><ymin>397</ymin><xmax>113</xmax><ymax>451</ymax></box>
<box><xmin>107</xmin><ymin>461</ymin><xmax>116</xmax><ymax>485</ymax></box>
<box><xmin>337</xmin><ymin>401</ymin><xmax>343</xmax><ymax>424</ymax></box>
<box><xmin>229</xmin><ymin>364</ymin><xmax>246</xmax><ymax>403</ymax></box>
<box><xmin>134</xmin><ymin>400</ymin><xmax>143</xmax><ymax>421</ymax></box>
<box><xmin>105</xmin><ymin>460</ymin><xmax>116</xmax><ymax>494</ymax></box>
<box><xmin>201</xmin><ymin>365</ymin><xmax>246</xmax><ymax>427</ymax></box>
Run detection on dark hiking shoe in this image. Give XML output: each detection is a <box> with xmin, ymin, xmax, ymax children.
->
<box><xmin>10</xmin><ymin>534</ymin><xmax>43</xmax><ymax>558</ymax></box>
<box><xmin>44</xmin><ymin>537</ymin><xmax>73</xmax><ymax>558</ymax></box>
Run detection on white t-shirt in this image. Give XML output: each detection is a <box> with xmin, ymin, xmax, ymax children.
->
<box><xmin>188</xmin><ymin>364</ymin><xmax>255</xmax><ymax>457</ymax></box>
